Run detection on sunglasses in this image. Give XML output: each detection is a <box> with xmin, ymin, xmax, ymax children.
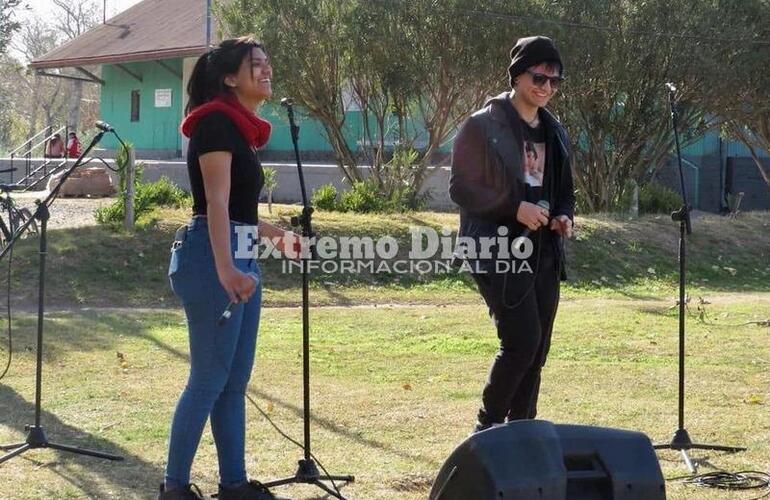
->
<box><xmin>526</xmin><ymin>70</ymin><xmax>564</xmax><ymax>89</ymax></box>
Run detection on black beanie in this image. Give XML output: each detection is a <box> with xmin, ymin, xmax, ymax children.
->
<box><xmin>508</xmin><ymin>36</ymin><xmax>563</xmax><ymax>87</ymax></box>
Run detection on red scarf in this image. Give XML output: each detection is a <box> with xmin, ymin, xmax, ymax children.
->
<box><xmin>181</xmin><ymin>94</ymin><xmax>271</xmax><ymax>148</ymax></box>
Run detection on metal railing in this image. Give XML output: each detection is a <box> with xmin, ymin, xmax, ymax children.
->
<box><xmin>9</xmin><ymin>125</ymin><xmax>69</xmax><ymax>187</ymax></box>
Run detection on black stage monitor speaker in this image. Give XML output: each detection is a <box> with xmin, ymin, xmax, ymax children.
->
<box><xmin>429</xmin><ymin>420</ymin><xmax>665</xmax><ymax>500</ymax></box>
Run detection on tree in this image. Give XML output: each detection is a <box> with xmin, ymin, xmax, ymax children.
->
<box><xmin>219</xmin><ymin>0</ymin><xmax>766</xmax><ymax>212</ymax></box>
<box><xmin>523</xmin><ymin>0</ymin><xmax>736</xmax><ymax>211</ymax></box>
<box><xmin>217</xmin><ymin>0</ymin><xmax>516</xmax><ymax>206</ymax></box>
<box><xmin>218</xmin><ymin>0</ymin><xmax>360</xmax><ymax>181</ymax></box>
<box><xmin>262</xmin><ymin>166</ymin><xmax>278</xmax><ymax>213</ymax></box>
<box><xmin>345</xmin><ymin>0</ymin><xmax>518</xmax><ymax>205</ymax></box>
<box><xmin>0</xmin><ymin>55</ymin><xmax>26</xmax><ymax>148</ymax></box>
<box><xmin>12</xmin><ymin>18</ymin><xmax>65</xmax><ymax>141</ymax></box>
<box><xmin>51</xmin><ymin>0</ymin><xmax>99</xmax><ymax>133</ymax></box>
<box><xmin>2</xmin><ymin>1</ymin><xmax>101</xmax><ymax>151</ymax></box>
<box><xmin>0</xmin><ymin>0</ymin><xmax>22</xmax><ymax>55</ymax></box>
<box><xmin>697</xmin><ymin>0</ymin><xmax>770</xmax><ymax>188</ymax></box>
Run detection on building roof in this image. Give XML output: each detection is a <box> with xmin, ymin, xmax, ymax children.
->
<box><xmin>30</xmin><ymin>0</ymin><xmax>219</xmax><ymax>69</ymax></box>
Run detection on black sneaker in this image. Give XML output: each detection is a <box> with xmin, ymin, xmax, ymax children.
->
<box><xmin>469</xmin><ymin>421</ymin><xmax>504</xmax><ymax>436</ymax></box>
<box><xmin>158</xmin><ymin>483</ymin><xmax>204</xmax><ymax>499</ymax></box>
<box><xmin>217</xmin><ymin>479</ymin><xmax>276</xmax><ymax>500</ymax></box>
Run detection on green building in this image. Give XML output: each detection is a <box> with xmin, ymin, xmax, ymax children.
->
<box><xmin>29</xmin><ymin>0</ymin><xmax>343</xmax><ymax>159</ymax></box>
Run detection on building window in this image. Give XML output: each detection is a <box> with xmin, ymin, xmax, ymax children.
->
<box><xmin>130</xmin><ymin>90</ymin><xmax>140</xmax><ymax>122</ymax></box>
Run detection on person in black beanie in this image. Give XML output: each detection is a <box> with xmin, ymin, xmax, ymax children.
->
<box><xmin>449</xmin><ymin>35</ymin><xmax>575</xmax><ymax>432</ymax></box>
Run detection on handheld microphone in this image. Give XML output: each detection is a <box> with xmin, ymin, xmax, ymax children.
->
<box><xmin>514</xmin><ymin>200</ymin><xmax>550</xmax><ymax>252</ymax></box>
<box><xmin>280</xmin><ymin>97</ymin><xmax>293</xmax><ymax>107</ymax></box>
<box><xmin>519</xmin><ymin>200</ymin><xmax>550</xmax><ymax>239</ymax></box>
<box><xmin>665</xmin><ymin>82</ymin><xmax>677</xmax><ymax>93</ymax></box>
<box><xmin>217</xmin><ymin>272</ymin><xmax>260</xmax><ymax>326</ymax></box>
<box><xmin>95</xmin><ymin>120</ymin><xmax>115</xmax><ymax>132</ymax></box>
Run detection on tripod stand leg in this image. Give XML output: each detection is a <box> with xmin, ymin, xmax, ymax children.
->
<box><xmin>681</xmin><ymin>449</ymin><xmax>696</xmax><ymax>473</ymax></box>
<box><xmin>320</xmin><ymin>474</ymin><xmax>355</xmax><ymax>483</ymax></box>
<box><xmin>0</xmin><ymin>442</ymin><xmax>26</xmax><ymax>450</ymax></box>
<box><xmin>263</xmin><ymin>476</ymin><xmax>297</xmax><ymax>488</ymax></box>
<box><xmin>0</xmin><ymin>443</ymin><xmax>30</xmax><ymax>464</ymax></box>
<box><xmin>312</xmin><ymin>479</ymin><xmax>347</xmax><ymax>500</ymax></box>
<box><xmin>690</xmin><ymin>443</ymin><xmax>746</xmax><ymax>453</ymax></box>
<box><xmin>47</xmin><ymin>442</ymin><xmax>123</xmax><ymax>461</ymax></box>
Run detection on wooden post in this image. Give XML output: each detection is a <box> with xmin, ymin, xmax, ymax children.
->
<box><xmin>124</xmin><ymin>147</ymin><xmax>135</xmax><ymax>230</ymax></box>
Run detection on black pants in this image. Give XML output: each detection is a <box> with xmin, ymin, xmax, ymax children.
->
<box><xmin>472</xmin><ymin>246</ymin><xmax>560</xmax><ymax>425</ymax></box>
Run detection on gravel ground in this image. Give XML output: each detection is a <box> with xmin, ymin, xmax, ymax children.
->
<box><xmin>9</xmin><ymin>191</ymin><xmax>115</xmax><ymax>229</ymax></box>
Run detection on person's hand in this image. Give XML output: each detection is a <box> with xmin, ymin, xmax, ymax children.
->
<box><xmin>516</xmin><ymin>201</ymin><xmax>550</xmax><ymax>231</ymax></box>
<box><xmin>274</xmin><ymin>230</ymin><xmax>302</xmax><ymax>261</ymax></box>
<box><xmin>549</xmin><ymin>215</ymin><xmax>573</xmax><ymax>238</ymax></box>
<box><xmin>217</xmin><ymin>265</ymin><xmax>257</xmax><ymax>303</ymax></box>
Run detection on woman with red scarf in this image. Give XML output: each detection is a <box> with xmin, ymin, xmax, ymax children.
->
<box><xmin>160</xmin><ymin>37</ymin><xmax>295</xmax><ymax>500</ymax></box>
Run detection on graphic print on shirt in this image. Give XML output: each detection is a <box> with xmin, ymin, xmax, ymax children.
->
<box><xmin>523</xmin><ymin>140</ymin><xmax>545</xmax><ymax>187</ymax></box>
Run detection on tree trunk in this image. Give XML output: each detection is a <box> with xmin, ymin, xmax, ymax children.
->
<box><xmin>67</xmin><ymin>79</ymin><xmax>83</xmax><ymax>132</ymax></box>
<box><xmin>732</xmin><ymin>122</ymin><xmax>770</xmax><ymax>188</ymax></box>
<box><xmin>321</xmin><ymin>120</ymin><xmax>361</xmax><ymax>184</ymax></box>
<box><xmin>26</xmin><ymin>75</ymin><xmax>41</xmax><ymax>140</ymax></box>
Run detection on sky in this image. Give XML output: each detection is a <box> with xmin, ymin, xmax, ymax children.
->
<box><xmin>12</xmin><ymin>0</ymin><xmax>145</xmax><ymax>60</ymax></box>
<box><xmin>20</xmin><ymin>0</ymin><xmax>144</xmax><ymax>23</ymax></box>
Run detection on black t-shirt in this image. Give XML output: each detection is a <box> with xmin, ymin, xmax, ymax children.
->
<box><xmin>500</xmin><ymin>98</ymin><xmax>547</xmax><ymax>204</ymax></box>
<box><xmin>187</xmin><ymin>111</ymin><xmax>264</xmax><ymax>224</ymax></box>
<box><xmin>521</xmin><ymin>119</ymin><xmax>546</xmax><ymax>203</ymax></box>
<box><xmin>499</xmin><ymin>98</ymin><xmax>558</xmax><ymax>256</ymax></box>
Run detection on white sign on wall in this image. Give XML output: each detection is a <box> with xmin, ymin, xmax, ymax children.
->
<box><xmin>155</xmin><ymin>89</ymin><xmax>172</xmax><ymax>108</ymax></box>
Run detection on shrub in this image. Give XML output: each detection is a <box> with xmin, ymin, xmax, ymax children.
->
<box><xmin>262</xmin><ymin>167</ymin><xmax>278</xmax><ymax>213</ymax></box>
<box><xmin>338</xmin><ymin>179</ymin><xmax>390</xmax><ymax>213</ymax></box>
<box><xmin>311</xmin><ymin>154</ymin><xmax>430</xmax><ymax>214</ymax></box>
<box><xmin>639</xmin><ymin>182</ymin><xmax>681</xmax><ymax>214</ymax></box>
<box><xmin>379</xmin><ymin>147</ymin><xmax>429</xmax><ymax>212</ymax></box>
<box><xmin>137</xmin><ymin>176</ymin><xmax>188</xmax><ymax>208</ymax></box>
<box><xmin>94</xmin><ymin>201</ymin><xmax>125</xmax><ymax>226</ymax></box>
<box><xmin>95</xmin><ymin>176</ymin><xmax>189</xmax><ymax>226</ymax></box>
<box><xmin>311</xmin><ymin>183</ymin><xmax>339</xmax><ymax>211</ymax></box>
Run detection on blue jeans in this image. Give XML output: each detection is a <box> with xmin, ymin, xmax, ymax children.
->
<box><xmin>164</xmin><ymin>218</ymin><xmax>262</xmax><ymax>489</ymax></box>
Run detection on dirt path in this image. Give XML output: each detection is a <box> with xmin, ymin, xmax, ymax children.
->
<box><xmin>32</xmin><ymin>292</ymin><xmax>770</xmax><ymax>315</ymax></box>
<box><xmin>10</xmin><ymin>191</ymin><xmax>114</xmax><ymax>230</ymax></box>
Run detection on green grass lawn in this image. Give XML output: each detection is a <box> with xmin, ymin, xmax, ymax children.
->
<box><xmin>3</xmin><ymin>205</ymin><xmax>769</xmax><ymax>309</ymax></box>
<box><xmin>0</xmin><ymin>295</ymin><xmax>767</xmax><ymax>499</ymax></box>
<box><xmin>0</xmin><ymin>206</ymin><xmax>768</xmax><ymax>498</ymax></box>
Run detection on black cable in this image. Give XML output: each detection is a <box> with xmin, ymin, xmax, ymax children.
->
<box><xmin>0</xmin><ymin>150</ymin><xmax>113</xmax><ymax>381</ymax></box>
<box><xmin>0</xmin><ymin>159</ymin><xmax>82</xmax><ymax>379</ymax></box>
<box><xmin>75</xmin><ymin>155</ymin><xmax>121</xmax><ymax>173</ymax></box>
<box><xmin>669</xmin><ymin>470</ymin><xmax>770</xmax><ymax>497</ymax></box>
<box><xmin>245</xmin><ymin>393</ymin><xmax>343</xmax><ymax>498</ymax></box>
<box><xmin>0</xmin><ymin>232</ymin><xmax>13</xmax><ymax>381</ymax></box>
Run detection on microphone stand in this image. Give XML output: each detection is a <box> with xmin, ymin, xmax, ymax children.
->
<box><xmin>0</xmin><ymin>130</ymin><xmax>123</xmax><ymax>464</ymax></box>
<box><xmin>652</xmin><ymin>85</ymin><xmax>745</xmax><ymax>472</ymax></box>
<box><xmin>263</xmin><ymin>99</ymin><xmax>354</xmax><ymax>499</ymax></box>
